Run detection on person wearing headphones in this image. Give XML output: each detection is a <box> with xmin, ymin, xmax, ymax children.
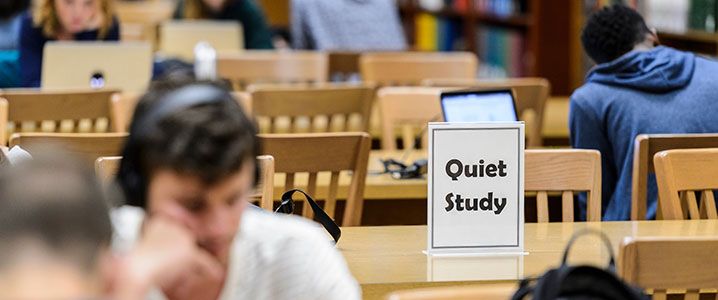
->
<box><xmin>111</xmin><ymin>74</ymin><xmax>360</xmax><ymax>300</ymax></box>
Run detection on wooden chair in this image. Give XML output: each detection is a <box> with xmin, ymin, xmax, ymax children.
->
<box><xmin>94</xmin><ymin>155</ymin><xmax>275</xmax><ymax>209</ymax></box>
<box><xmin>249</xmin><ymin>84</ymin><xmax>374</xmax><ymax>134</ymax></box>
<box><xmin>631</xmin><ymin>134</ymin><xmax>718</xmax><ymax>220</ymax></box>
<box><xmin>422</xmin><ymin>77</ymin><xmax>550</xmax><ymax>147</ymax></box>
<box><xmin>217</xmin><ymin>51</ymin><xmax>328</xmax><ymax>90</ymax></box>
<box><xmin>526</xmin><ymin>149</ymin><xmax>602</xmax><ymax>222</ymax></box>
<box><xmin>653</xmin><ymin>148</ymin><xmax>718</xmax><ymax>220</ymax></box>
<box><xmin>258</xmin><ymin>133</ymin><xmax>371</xmax><ymax>226</ymax></box>
<box><xmin>114</xmin><ymin>91</ymin><xmax>252</xmax><ymax>132</ymax></box>
<box><xmin>386</xmin><ymin>283</ymin><xmax>516</xmax><ymax>300</ymax></box>
<box><xmin>377</xmin><ymin>87</ymin><xmax>445</xmax><ymax>151</ymax></box>
<box><xmin>10</xmin><ymin>133</ymin><xmax>127</xmax><ymax>166</ymax></box>
<box><xmin>114</xmin><ymin>0</ymin><xmax>174</xmax><ymax>49</ymax></box>
<box><xmin>360</xmin><ymin>52</ymin><xmax>477</xmax><ymax>86</ymax></box>
<box><xmin>0</xmin><ymin>89</ymin><xmax>124</xmax><ymax>144</ymax></box>
<box><xmin>619</xmin><ymin>237</ymin><xmax>718</xmax><ymax>299</ymax></box>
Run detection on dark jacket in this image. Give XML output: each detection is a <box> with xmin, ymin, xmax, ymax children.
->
<box><xmin>174</xmin><ymin>0</ymin><xmax>274</xmax><ymax>49</ymax></box>
<box><xmin>570</xmin><ymin>46</ymin><xmax>718</xmax><ymax>220</ymax></box>
<box><xmin>18</xmin><ymin>13</ymin><xmax>120</xmax><ymax>87</ymax></box>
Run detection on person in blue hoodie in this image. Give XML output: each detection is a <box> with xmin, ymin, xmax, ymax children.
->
<box><xmin>570</xmin><ymin>4</ymin><xmax>718</xmax><ymax>221</ymax></box>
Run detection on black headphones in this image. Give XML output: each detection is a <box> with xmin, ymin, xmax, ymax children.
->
<box><xmin>381</xmin><ymin>158</ymin><xmax>428</xmax><ymax>179</ymax></box>
<box><xmin>117</xmin><ymin>84</ymin><xmax>244</xmax><ymax>208</ymax></box>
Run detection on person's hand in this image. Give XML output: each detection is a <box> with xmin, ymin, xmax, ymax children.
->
<box><xmin>112</xmin><ymin>218</ymin><xmax>225</xmax><ymax>300</ymax></box>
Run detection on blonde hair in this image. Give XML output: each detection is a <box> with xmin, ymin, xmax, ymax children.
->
<box><xmin>33</xmin><ymin>0</ymin><xmax>114</xmax><ymax>39</ymax></box>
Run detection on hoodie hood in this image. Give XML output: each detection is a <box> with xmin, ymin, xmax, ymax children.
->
<box><xmin>586</xmin><ymin>46</ymin><xmax>695</xmax><ymax>93</ymax></box>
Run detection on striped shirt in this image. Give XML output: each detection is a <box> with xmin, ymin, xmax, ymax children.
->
<box><xmin>112</xmin><ymin>206</ymin><xmax>361</xmax><ymax>300</ymax></box>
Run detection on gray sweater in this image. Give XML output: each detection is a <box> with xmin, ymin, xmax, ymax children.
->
<box><xmin>291</xmin><ymin>0</ymin><xmax>407</xmax><ymax>51</ymax></box>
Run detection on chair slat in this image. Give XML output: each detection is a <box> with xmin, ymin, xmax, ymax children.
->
<box><xmin>285</xmin><ymin>172</ymin><xmax>295</xmax><ymax>191</ymax></box>
<box><xmin>561</xmin><ymin>191</ymin><xmax>574</xmax><ymax>222</ymax></box>
<box><xmin>701</xmin><ymin>190</ymin><xmax>718</xmax><ymax>219</ymax></box>
<box><xmin>325</xmin><ymin>171</ymin><xmax>340</xmax><ymax>219</ymax></box>
<box><xmin>401</xmin><ymin>124</ymin><xmax>415</xmax><ymax>150</ymax></box>
<box><xmin>685</xmin><ymin>290</ymin><xmax>700</xmax><ymax>300</ymax></box>
<box><xmin>653</xmin><ymin>290</ymin><xmax>667</xmax><ymax>300</ymax></box>
<box><xmin>304</xmin><ymin>172</ymin><xmax>318</xmax><ymax>219</ymax></box>
<box><xmin>537</xmin><ymin>191</ymin><xmax>549</xmax><ymax>223</ymax></box>
<box><xmin>686</xmin><ymin>191</ymin><xmax>700</xmax><ymax>219</ymax></box>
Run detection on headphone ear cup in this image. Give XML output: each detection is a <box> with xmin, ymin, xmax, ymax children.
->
<box><xmin>117</xmin><ymin>137</ymin><xmax>146</xmax><ymax>207</ymax></box>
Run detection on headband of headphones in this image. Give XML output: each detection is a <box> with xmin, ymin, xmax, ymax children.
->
<box><xmin>118</xmin><ymin>84</ymin><xmax>237</xmax><ymax>208</ymax></box>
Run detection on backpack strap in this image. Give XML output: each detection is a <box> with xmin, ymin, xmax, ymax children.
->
<box><xmin>561</xmin><ymin>229</ymin><xmax>616</xmax><ymax>271</ymax></box>
<box><xmin>276</xmin><ymin>189</ymin><xmax>342</xmax><ymax>243</ymax></box>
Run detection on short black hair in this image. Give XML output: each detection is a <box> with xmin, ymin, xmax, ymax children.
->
<box><xmin>581</xmin><ymin>4</ymin><xmax>652</xmax><ymax>64</ymax></box>
<box><xmin>0</xmin><ymin>151</ymin><xmax>112</xmax><ymax>272</ymax></box>
<box><xmin>119</xmin><ymin>73</ymin><xmax>259</xmax><ymax>207</ymax></box>
<box><xmin>0</xmin><ymin>0</ymin><xmax>29</xmax><ymax>19</ymax></box>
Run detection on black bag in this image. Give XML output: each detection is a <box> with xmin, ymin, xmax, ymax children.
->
<box><xmin>275</xmin><ymin>189</ymin><xmax>341</xmax><ymax>243</ymax></box>
<box><xmin>511</xmin><ymin>229</ymin><xmax>649</xmax><ymax>300</ymax></box>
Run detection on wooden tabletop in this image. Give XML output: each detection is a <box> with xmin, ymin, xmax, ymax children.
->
<box><xmin>272</xmin><ymin>150</ymin><xmax>428</xmax><ymax>200</ymax></box>
<box><xmin>337</xmin><ymin>220</ymin><xmax>718</xmax><ymax>298</ymax></box>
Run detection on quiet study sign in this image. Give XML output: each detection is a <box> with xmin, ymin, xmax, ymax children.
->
<box><xmin>427</xmin><ymin>122</ymin><xmax>525</xmax><ymax>255</ymax></box>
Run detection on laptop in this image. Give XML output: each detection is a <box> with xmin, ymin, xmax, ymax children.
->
<box><xmin>42</xmin><ymin>41</ymin><xmax>152</xmax><ymax>92</ymax></box>
<box><xmin>159</xmin><ymin>20</ymin><xmax>244</xmax><ymax>61</ymax></box>
<box><xmin>440</xmin><ymin>89</ymin><xmax>519</xmax><ymax>122</ymax></box>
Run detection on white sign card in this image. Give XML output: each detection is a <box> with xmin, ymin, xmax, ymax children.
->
<box><xmin>427</xmin><ymin>122</ymin><xmax>525</xmax><ymax>255</ymax></box>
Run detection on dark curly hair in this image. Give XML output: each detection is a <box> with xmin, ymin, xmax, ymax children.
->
<box><xmin>581</xmin><ymin>4</ymin><xmax>652</xmax><ymax>64</ymax></box>
<box><xmin>119</xmin><ymin>72</ymin><xmax>259</xmax><ymax>208</ymax></box>
<box><xmin>0</xmin><ymin>0</ymin><xmax>29</xmax><ymax>19</ymax></box>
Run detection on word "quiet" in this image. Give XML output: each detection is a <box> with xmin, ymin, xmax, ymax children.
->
<box><xmin>445</xmin><ymin>159</ymin><xmax>508</xmax><ymax>181</ymax></box>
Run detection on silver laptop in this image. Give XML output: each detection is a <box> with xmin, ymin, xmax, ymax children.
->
<box><xmin>42</xmin><ymin>41</ymin><xmax>152</xmax><ymax>92</ymax></box>
<box><xmin>160</xmin><ymin>20</ymin><xmax>244</xmax><ymax>61</ymax></box>
<box><xmin>440</xmin><ymin>89</ymin><xmax>519</xmax><ymax>122</ymax></box>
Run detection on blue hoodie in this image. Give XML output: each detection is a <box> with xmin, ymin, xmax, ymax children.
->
<box><xmin>570</xmin><ymin>46</ymin><xmax>718</xmax><ymax>221</ymax></box>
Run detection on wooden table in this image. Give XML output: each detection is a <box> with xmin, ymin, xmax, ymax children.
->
<box><xmin>338</xmin><ymin>220</ymin><xmax>718</xmax><ymax>299</ymax></box>
<box><xmin>272</xmin><ymin>150</ymin><xmax>428</xmax><ymax>200</ymax></box>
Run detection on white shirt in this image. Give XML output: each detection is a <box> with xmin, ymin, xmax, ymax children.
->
<box><xmin>112</xmin><ymin>206</ymin><xmax>361</xmax><ymax>300</ymax></box>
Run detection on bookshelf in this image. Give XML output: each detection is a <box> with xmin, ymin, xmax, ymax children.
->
<box><xmin>397</xmin><ymin>0</ymin><xmax>582</xmax><ymax>95</ymax></box>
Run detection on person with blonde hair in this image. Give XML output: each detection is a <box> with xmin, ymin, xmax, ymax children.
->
<box><xmin>19</xmin><ymin>0</ymin><xmax>120</xmax><ymax>87</ymax></box>
<box><xmin>174</xmin><ymin>0</ymin><xmax>273</xmax><ymax>49</ymax></box>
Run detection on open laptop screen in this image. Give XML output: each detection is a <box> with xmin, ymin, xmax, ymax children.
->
<box><xmin>440</xmin><ymin>89</ymin><xmax>519</xmax><ymax>122</ymax></box>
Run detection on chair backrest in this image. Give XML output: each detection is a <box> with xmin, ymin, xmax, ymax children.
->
<box><xmin>619</xmin><ymin>237</ymin><xmax>718</xmax><ymax>299</ymax></box>
<box><xmin>423</xmin><ymin>77</ymin><xmax>550</xmax><ymax>147</ymax></box>
<box><xmin>115</xmin><ymin>0</ymin><xmax>174</xmax><ymax>49</ymax></box>
<box><xmin>386</xmin><ymin>283</ymin><xmax>516</xmax><ymax>300</ymax></box>
<box><xmin>258</xmin><ymin>133</ymin><xmax>372</xmax><ymax>226</ymax></box>
<box><xmin>249</xmin><ymin>85</ymin><xmax>374</xmax><ymax>134</ymax></box>
<box><xmin>114</xmin><ymin>91</ymin><xmax>253</xmax><ymax>132</ymax></box>
<box><xmin>10</xmin><ymin>133</ymin><xmax>127</xmax><ymax>166</ymax></box>
<box><xmin>360</xmin><ymin>52</ymin><xmax>477</xmax><ymax>86</ymax></box>
<box><xmin>217</xmin><ymin>51</ymin><xmax>328</xmax><ymax>90</ymax></box>
<box><xmin>631</xmin><ymin>134</ymin><xmax>718</xmax><ymax>220</ymax></box>
<box><xmin>526</xmin><ymin>149</ymin><xmax>602</xmax><ymax>222</ymax></box>
<box><xmin>94</xmin><ymin>155</ymin><xmax>275</xmax><ymax>208</ymax></box>
<box><xmin>0</xmin><ymin>89</ymin><xmax>123</xmax><ymax>144</ymax></box>
<box><xmin>377</xmin><ymin>87</ymin><xmax>444</xmax><ymax>151</ymax></box>
<box><xmin>159</xmin><ymin>20</ymin><xmax>244</xmax><ymax>61</ymax></box>
<box><xmin>653</xmin><ymin>148</ymin><xmax>718</xmax><ymax>220</ymax></box>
